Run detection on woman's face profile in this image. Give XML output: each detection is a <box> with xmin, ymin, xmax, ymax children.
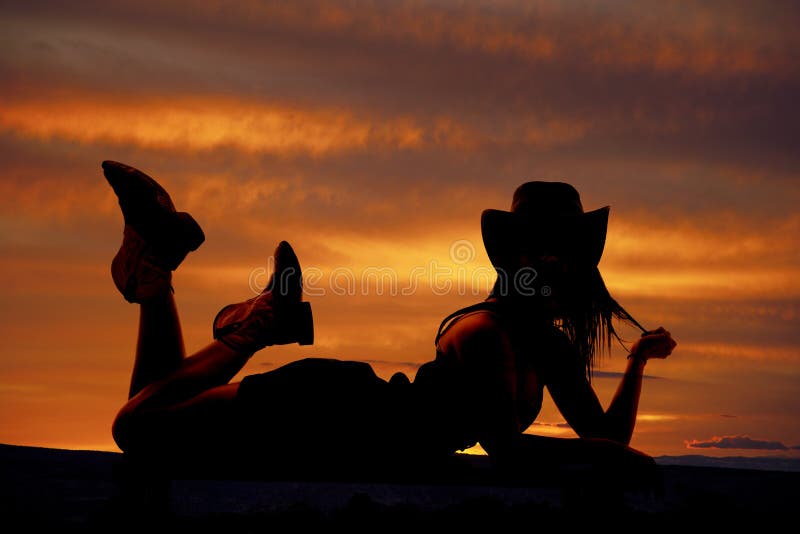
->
<box><xmin>515</xmin><ymin>249</ymin><xmax>581</xmax><ymax>311</ymax></box>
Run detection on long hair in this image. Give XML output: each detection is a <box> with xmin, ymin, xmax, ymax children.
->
<box><xmin>555</xmin><ymin>266</ymin><xmax>630</xmax><ymax>381</ymax></box>
<box><xmin>491</xmin><ymin>265</ymin><xmax>633</xmax><ymax>381</ymax></box>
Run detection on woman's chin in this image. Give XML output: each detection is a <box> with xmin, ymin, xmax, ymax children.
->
<box><xmin>503</xmin><ymin>293</ymin><xmax>563</xmax><ymax>319</ymax></box>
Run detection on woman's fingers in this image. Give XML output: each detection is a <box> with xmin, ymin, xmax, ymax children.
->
<box><xmin>652</xmin><ymin>334</ymin><xmax>677</xmax><ymax>358</ymax></box>
<box><xmin>634</xmin><ymin>329</ymin><xmax>677</xmax><ymax>360</ymax></box>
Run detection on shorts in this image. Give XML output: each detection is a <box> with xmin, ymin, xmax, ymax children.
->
<box><xmin>235</xmin><ymin>358</ymin><xmax>409</xmax><ymax>459</ymax></box>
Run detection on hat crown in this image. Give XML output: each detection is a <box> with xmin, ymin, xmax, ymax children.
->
<box><xmin>481</xmin><ymin>181</ymin><xmax>609</xmax><ymax>268</ymax></box>
<box><xmin>510</xmin><ymin>181</ymin><xmax>585</xmax><ymax>218</ymax></box>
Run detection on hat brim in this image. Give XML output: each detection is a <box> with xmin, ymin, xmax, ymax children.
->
<box><xmin>481</xmin><ymin>206</ymin><xmax>609</xmax><ymax>269</ymax></box>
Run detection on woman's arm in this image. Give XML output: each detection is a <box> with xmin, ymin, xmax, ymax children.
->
<box><xmin>546</xmin><ymin>327</ymin><xmax>676</xmax><ymax>445</ymax></box>
<box><xmin>604</xmin><ymin>327</ymin><xmax>677</xmax><ymax>443</ymax></box>
<box><xmin>598</xmin><ymin>352</ymin><xmax>647</xmax><ymax>444</ymax></box>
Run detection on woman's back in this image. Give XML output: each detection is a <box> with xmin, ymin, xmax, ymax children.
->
<box><xmin>412</xmin><ymin>305</ymin><xmax>520</xmax><ymax>454</ymax></box>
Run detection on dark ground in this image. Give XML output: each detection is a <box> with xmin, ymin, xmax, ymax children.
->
<box><xmin>2</xmin><ymin>443</ymin><xmax>798</xmax><ymax>531</ymax></box>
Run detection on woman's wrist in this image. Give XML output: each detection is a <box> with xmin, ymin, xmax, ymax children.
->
<box><xmin>627</xmin><ymin>350</ymin><xmax>648</xmax><ymax>366</ymax></box>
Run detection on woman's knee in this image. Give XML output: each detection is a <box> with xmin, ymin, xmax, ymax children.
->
<box><xmin>112</xmin><ymin>409</ymin><xmax>134</xmax><ymax>452</ymax></box>
<box><xmin>111</xmin><ymin>404</ymin><xmax>159</xmax><ymax>452</ymax></box>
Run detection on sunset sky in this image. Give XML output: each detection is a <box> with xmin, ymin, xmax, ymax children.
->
<box><xmin>1</xmin><ymin>1</ymin><xmax>798</xmax><ymax>458</ymax></box>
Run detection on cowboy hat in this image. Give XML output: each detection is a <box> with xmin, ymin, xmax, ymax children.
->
<box><xmin>481</xmin><ymin>181</ymin><xmax>609</xmax><ymax>269</ymax></box>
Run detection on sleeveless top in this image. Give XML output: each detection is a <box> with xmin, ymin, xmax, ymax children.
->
<box><xmin>409</xmin><ymin>299</ymin><xmax>564</xmax><ymax>454</ymax></box>
<box><xmin>406</xmin><ymin>300</ymin><xmax>508</xmax><ymax>454</ymax></box>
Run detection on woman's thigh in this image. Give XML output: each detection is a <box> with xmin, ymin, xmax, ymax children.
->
<box><xmin>115</xmin><ymin>383</ymin><xmax>242</xmax><ymax>453</ymax></box>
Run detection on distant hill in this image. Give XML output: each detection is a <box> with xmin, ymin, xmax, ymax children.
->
<box><xmin>656</xmin><ymin>454</ymin><xmax>800</xmax><ymax>472</ymax></box>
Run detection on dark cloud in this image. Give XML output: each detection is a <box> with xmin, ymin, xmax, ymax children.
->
<box><xmin>612</xmin><ymin>297</ymin><xmax>800</xmax><ymax>352</ymax></box>
<box><xmin>1</xmin><ymin>0</ymin><xmax>799</xmax><ymax>178</ymax></box>
<box><xmin>686</xmin><ymin>435</ymin><xmax>789</xmax><ymax>450</ymax></box>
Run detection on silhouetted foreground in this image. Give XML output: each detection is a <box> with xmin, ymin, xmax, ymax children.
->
<box><xmin>104</xmin><ymin>163</ymin><xmax>678</xmax><ymax>486</ymax></box>
<box><xmin>3</xmin><ymin>444</ymin><xmax>798</xmax><ymax>531</ymax></box>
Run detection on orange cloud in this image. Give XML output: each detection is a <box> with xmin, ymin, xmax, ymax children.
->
<box><xmin>686</xmin><ymin>434</ymin><xmax>790</xmax><ymax>450</ymax></box>
<box><xmin>0</xmin><ymin>96</ymin><xmax>594</xmax><ymax>155</ymax></box>
<box><xmin>0</xmin><ymin>97</ymin><xmax>428</xmax><ymax>155</ymax></box>
<box><xmin>601</xmin><ymin>212</ymin><xmax>800</xmax><ymax>299</ymax></box>
<box><xmin>674</xmin><ymin>342</ymin><xmax>799</xmax><ymax>363</ymax></box>
<box><xmin>0</xmin><ymin>178</ymin><xmax>117</xmax><ymax>223</ymax></box>
<box><xmin>606</xmin><ymin>213</ymin><xmax>800</xmax><ymax>268</ymax></box>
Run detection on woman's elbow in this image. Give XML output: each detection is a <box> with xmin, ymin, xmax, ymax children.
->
<box><xmin>577</xmin><ymin>424</ymin><xmax>632</xmax><ymax>446</ymax></box>
<box><xmin>600</xmin><ymin>429</ymin><xmax>633</xmax><ymax>446</ymax></box>
<box><xmin>587</xmin><ymin>414</ymin><xmax>635</xmax><ymax>445</ymax></box>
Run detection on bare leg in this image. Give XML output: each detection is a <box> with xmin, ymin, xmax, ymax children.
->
<box><xmin>126</xmin><ymin>341</ymin><xmax>248</xmax><ymax>412</ymax></box>
<box><xmin>124</xmin><ymin>289</ymin><xmax>248</xmax><ymax>412</ymax></box>
<box><xmin>113</xmin><ymin>298</ymin><xmax>248</xmax><ymax>520</ymax></box>
<box><xmin>113</xmin><ymin>340</ymin><xmax>248</xmax><ymax>452</ymax></box>
<box><xmin>116</xmin><ymin>284</ymin><xmax>252</xmax><ymax>452</ymax></box>
<box><xmin>128</xmin><ymin>292</ymin><xmax>186</xmax><ymax>399</ymax></box>
<box><xmin>101</xmin><ymin>159</ymin><xmax>252</xmax><ymax>452</ymax></box>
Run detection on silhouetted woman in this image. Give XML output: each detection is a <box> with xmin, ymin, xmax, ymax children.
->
<box><xmin>107</xmin><ymin>161</ymin><xmax>676</xmax><ymax>482</ymax></box>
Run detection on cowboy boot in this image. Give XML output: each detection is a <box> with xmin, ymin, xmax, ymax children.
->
<box><xmin>103</xmin><ymin>160</ymin><xmax>205</xmax><ymax>303</ymax></box>
<box><xmin>213</xmin><ymin>241</ymin><xmax>314</xmax><ymax>354</ymax></box>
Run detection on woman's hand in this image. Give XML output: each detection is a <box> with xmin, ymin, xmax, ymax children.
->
<box><xmin>629</xmin><ymin>326</ymin><xmax>677</xmax><ymax>362</ymax></box>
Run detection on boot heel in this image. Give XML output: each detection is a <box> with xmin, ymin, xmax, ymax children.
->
<box><xmin>155</xmin><ymin>212</ymin><xmax>205</xmax><ymax>270</ymax></box>
<box><xmin>175</xmin><ymin>212</ymin><xmax>206</xmax><ymax>252</ymax></box>
<box><xmin>212</xmin><ymin>241</ymin><xmax>313</xmax><ymax>353</ymax></box>
<box><xmin>292</xmin><ymin>301</ymin><xmax>314</xmax><ymax>346</ymax></box>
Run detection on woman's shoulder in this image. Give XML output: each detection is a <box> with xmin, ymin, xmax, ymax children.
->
<box><xmin>452</xmin><ymin>308</ymin><xmax>504</xmax><ymax>331</ymax></box>
<box><xmin>438</xmin><ymin>308</ymin><xmax>511</xmax><ymax>355</ymax></box>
